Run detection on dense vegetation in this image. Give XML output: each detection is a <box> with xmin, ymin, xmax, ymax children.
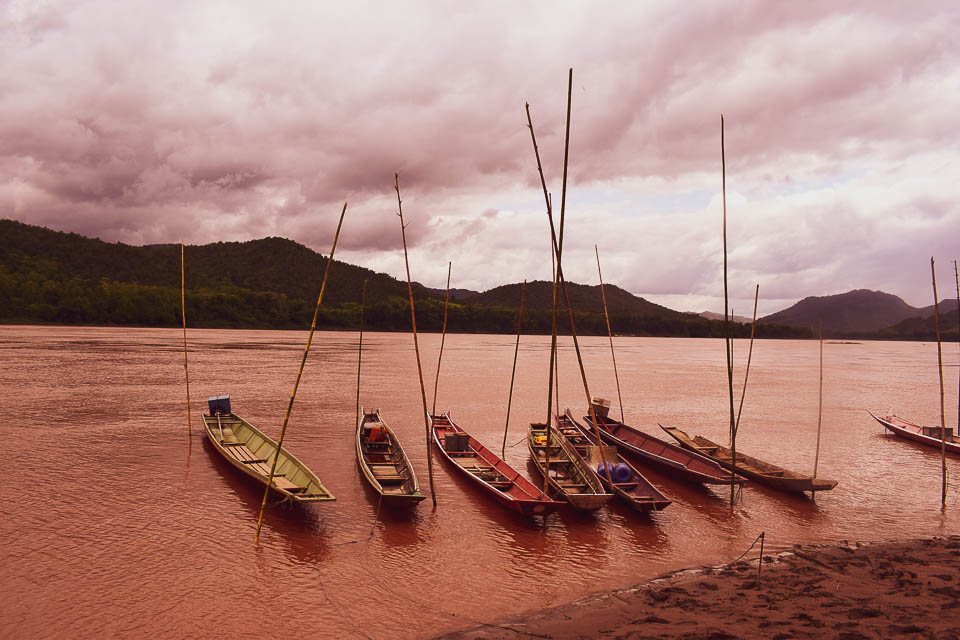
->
<box><xmin>0</xmin><ymin>219</ymin><xmax>810</xmax><ymax>337</ymax></box>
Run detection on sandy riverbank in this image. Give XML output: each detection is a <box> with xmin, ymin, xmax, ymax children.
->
<box><xmin>440</xmin><ymin>536</ymin><xmax>960</xmax><ymax>640</ymax></box>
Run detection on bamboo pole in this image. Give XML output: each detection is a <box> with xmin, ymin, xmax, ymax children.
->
<box><xmin>255</xmin><ymin>202</ymin><xmax>347</xmax><ymax>544</ymax></box>
<box><xmin>721</xmin><ymin>114</ymin><xmax>737</xmax><ymax>508</ymax></box>
<box><xmin>356</xmin><ymin>279</ymin><xmax>368</xmax><ymax>429</ymax></box>
<box><xmin>431</xmin><ymin>262</ymin><xmax>452</xmax><ymax>417</ymax></box>
<box><xmin>813</xmin><ymin>319</ymin><xmax>824</xmax><ymax>481</ymax></box>
<box><xmin>180</xmin><ymin>241</ymin><xmax>192</xmax><ymax>443</ymax></box>
<box><xmin>931</xmin><ymin>257</ymin><xmax>946</xmax><ymax>508</ymax></box>
<box><xmin>734</xmin><ymin>285</ymin><xmax>759</xmax><ymax>434</ymax></box>
<box><xmin>396</xmin><ymin>174</ymin><xmax>438</xmax><ymax>507</ymax></box>
<box><xmin>502</xmin><ymin>280</ymin><xmax>527</xmax><ymax>458</ymax></box>
<box><xmin>596</xmin><ymin>244</ymin><xmax>624</xmax><ymax>424</ymax></box>
<box><xmin>526</xmin><ymin>71</ymin><xmax>612</xmax><ymax>489</ymax></box>
<box><xmin>955</xmin><ymin>260</ymin><xmax>959</xmax><ymax>436</ymax></box>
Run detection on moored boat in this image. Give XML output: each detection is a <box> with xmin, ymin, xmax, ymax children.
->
<box><xmin>584</xmin><ymin>410</ymin><xmax>733</xmax><ymax>485</ymax></box>
<box><xmin>660</xmin><ymin>425</ymin><xmax>838</xmax><ymax>493</ymax></box>
<box><xmin>430</xmin><ymin>413</ymin><xmax>560</xmax><ymax>516</ymax></box>
<box><xmin>557</xmin><ymin>410</ymin><xmax>671</xmax><ymax>512</ymax></box>
<box><xmin>357</xmin><ymin>408</ymin><xmax>427</xmax><ymax>505</ymax></box>
<box><xmin>868</xmin><ymin>411</ymin><xmax>960</xmax><ymax>456</ymax></box>
<box><xmin>528</xmin><ymin>423</ymin><xmax>613</xmax><ymax>511</ymax></box>
<box><xmin>202</xmin><ymin>395</ymin><xmax>335</xmax><ymax>503</ymax></box>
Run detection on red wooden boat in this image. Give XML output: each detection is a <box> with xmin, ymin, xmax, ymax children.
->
<box><xmin>558</xmin><ymin>410</ymin><xmax>671</xmax><ymax>512</ymax></box>
<box><xmin>430</xmin><ymin>413</ymin><xmax>561</xmax><ymax>516</ymax></box>
<box><xmin>584</xmin><ymin>412</ymin><xmax>735</xmax><ymax>485</ymax></box>
<box><xmin>869</xmin><ymin>411</ymin><xmax>960</xmax><ymax>455</ymax></box>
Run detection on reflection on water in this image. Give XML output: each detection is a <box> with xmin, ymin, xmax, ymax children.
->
<box><xmin>1</xmin><ymin>326</ymin><xmax>959</xmax><ymax>638</ymax></box>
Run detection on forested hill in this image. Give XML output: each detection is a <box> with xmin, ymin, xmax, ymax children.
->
<box><xmin>467</xmin><ymin>281</ymin><xmax>684</xmax><ymax>319</ymax></box>
<box><xmin>0</xmin><ymin>219</ymin><xmax>807</xmax><ymax>338</ymax></box>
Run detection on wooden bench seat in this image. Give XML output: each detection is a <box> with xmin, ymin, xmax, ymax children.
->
<box><xmin>240</xmin><ymin>458</ymin><xmax>268</xmax><ymax>464</ymax></box>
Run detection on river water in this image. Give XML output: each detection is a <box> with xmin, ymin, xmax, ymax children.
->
<box><xmin>1</xmin><ymin>326</ymin><xmax>958</xmax><ymax>638</ymax></box>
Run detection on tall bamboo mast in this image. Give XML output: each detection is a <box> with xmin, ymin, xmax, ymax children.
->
<box><xmin>596</xmin><ymin>244</ymin><xmax>624</xmax><ymax>423</ymax></box>
<box><xmin>396</xmin><ymin>174</ymin><xmax>438</xmax><ymax>507</ymax></box>
<box><xmin>356</xmin><ymin>279</ymin><xmax>368</xmax><ymax>429</ymax></box>
<box><xmin>255</xmin><ymin>202</ymin><xmax>347</xmax><ymax>544</ymax></box>
<box><xmin>721</xmin><ymin>115</ymin><xmax>737</xmax><ymax>508</ymax></box>
<box><xmin>527</xmin><ymin>69</ymin><xmax>612</xmax><ymax>487</ymax></box>
<box><xmin>734</xmin><ymin>285</ymin><xmax>759</xmax><ymax>432</ymax></box>
<box><xmin>431</xmin><ymin>262</ymin><xmax>452</xmax><ymax>416</ymax></box>
<box><xmin>813</xmin><ymin>319</ymin><xmax>824</xmax><ymax>481</ymax></box>
<box><xmin>502</xmin><ymin>280</ymin><xmax>527</xmax><ymax>458</ymax></box>
<box><xmin>931</xmin><ymin>257</ymin><xmax>946</xmax><ymax>508</ymax></box>
<box><xmin>180</xmin><ymin>241</ymin><xmax>192</xmax><ymax>442</ymax></box>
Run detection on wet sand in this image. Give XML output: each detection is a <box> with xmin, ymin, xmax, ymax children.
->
<box><xmin>441</xmin><ymin>536</ymin><xmax>960</xmax><ymax>640</ymax></box>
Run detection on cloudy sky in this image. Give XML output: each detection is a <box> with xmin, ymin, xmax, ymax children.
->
<box><xmin>2</xmin><ymin>1</ymin><xmax>958</xmax><ymax>315</ymax></box>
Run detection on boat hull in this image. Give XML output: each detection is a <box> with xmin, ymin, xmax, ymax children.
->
<box><xmin>202</xmin><ymin>411</ymin><xmax>335</xmax><ymax>503</ymax></box>
<box><xmin>528</xmin><ymin>423</ymin><xmax>613</xmax><ymax>512</ymax></box>
<box><xmin>586</xmin><ymin>414</ymin><xmax>732</xmax><ymax>485</ymax></box>
<box><xmin>660</xmin><ymin>425</ymin><xmax>837</xmax><ymax>494</ymax></box>
<box><xmin>559</xmin><ymin>410</ymin><xmax>671</xmax><ymax>512</ymax></box>
<box><xmin>356</xmin><ymin>408</ymin><xmax>427</xmax><ymax>505</ymax></box>
<box><xmin>430</xmin><ymin>413</ymin><xmax>560</xmax><ymax>516</ymax></box>
<box><xmin>869</xmin><ymin>412</ymin><xmax>960</xmax><ymax>456</ymax></box>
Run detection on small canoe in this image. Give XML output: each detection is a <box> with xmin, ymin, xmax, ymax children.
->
<box><xmin>430</xmin><ymin>413</ymin><xmax>560</xmax><ymax>516</ymax></box>
<box><xmin>557</xmin><ymin>410</ymin><xmax>671</xmax><ymax>512</ymax></box>
<box><xmin>585</xmin><ymin>413</ymin><xmax>733</xmax><ymax>485</ymax></box>
<box><xmin>528</xmin><ymin>423</ymin><xmax>613</xmax><ymax>511</ymax></box>
<box><xmin>202</xmin><ymin>397</ymin><xmax>335</xmax><ymax>503</ymax></box>
<box><xmin>869</xmin><ymin>411</ymin><xmax>960</xmax><ymax>456</ymax></box>
<box><xmin>357</xmin><ymin>408</ymin><xmax>427</xmax><ymax>505</ymax></box>
<box><xmin>660</xmin><ymin>425</ymin><xmax>838</xmax><ymax>493</ymax></box>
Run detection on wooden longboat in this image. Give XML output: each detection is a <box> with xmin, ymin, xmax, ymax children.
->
<box><xmin>430</xmin><ymin>413</ymin><xmax>560</xmax><ymax>516</ymax></box>
<box><xmin>585</xmin><ymin>413</ymin><xmax>734</xmax><ymax>485</ymax></box>
<box><xmin>527</xmin><ymin>423</ymin><xmax>613</xmax><ymax>511</ymax></box>
<box><xmin>202</xmin><ymin>400</ymin><xmax>335</xmax><ymax>503</ymax></box>
<box><xmin>868</xmin><ymin>411</ymin><xmax>960</xmax><ymax>456</ymax></box>
<box><xmin>356</xmin><ymin>408</ymin><xmax>426</xmax><ymax>505</ymax></box>
<box><xmin>660</xmin><ymin>425</ymin><xmax>837</xmax><ymax>493</ymax></box>
<box><xmin>557</xmin><ymin>410</ymin><xmax>671</xmax><ymax>512</ymax></box>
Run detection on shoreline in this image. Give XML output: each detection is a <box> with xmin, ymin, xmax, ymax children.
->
<box><xmin>439</xmin><ymin>536</ymin><xmax>960</xmax><ymax>640</ymax></box>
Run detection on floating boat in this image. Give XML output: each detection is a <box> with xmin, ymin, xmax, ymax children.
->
<box><xmin>868</xmin><ymin>411</ymin><xmax>960</xmax><ymax>456</ymax></box>
<box><xmin>557</xmin><ymin>410</ymin><xmax>671</xmax><ymax>512</ymax></box>
<box><xmin>202</xmin><ymin>395</ymin><xmax>335</xmax><ymax>503</ymax></box>
<box><xmin>660</xmin><ymin>425</ymin><xmax>838</xmax><ymax>493</ymax></box>
<box><xmin>356</xmin><ymin>408</ymin><xmax>427</xmax><ymax>505</ymax></box>
<box><xmin>430</xmin><ymin>413</ymin><xmax>560</xmax><ymax>516</ymax></box>
<box><xmin>584</xmin><ymin>411</ymin><xmax>733</xmax><ymax>485</ymax></box>
<box><xmin>527</xmin><ymin>422</ymin><xmax>613</xmax><ymax>511</ymax></box>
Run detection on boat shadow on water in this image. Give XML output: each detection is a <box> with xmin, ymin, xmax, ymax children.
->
<box><xmin>202</xmin><ymin>437</ymin><xmax>330</xmax><ymax>564</ymax></box>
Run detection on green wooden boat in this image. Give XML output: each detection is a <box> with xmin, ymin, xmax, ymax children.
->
<box><xmin>202</xmin><ymin>396</ymin><xmax>335</xmax><ymax>503</ymax></box>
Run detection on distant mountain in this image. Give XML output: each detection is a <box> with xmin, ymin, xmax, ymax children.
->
<box><xmin>468</xmin><ymin>281</ymin><xmax>684</xmax><ymax>319</ymax></box>
<box><xmin>759</xmin><ymin>289</ymin><xmax>960</xmax><ymax>338</ymax></box>
<box><xmin>699</xmin><ymin>311</ymin><xmax>753</xmax><ymax>324</ymax></box>
<box><xmin>758</xmin><ymin>290</ymin><xmax>920</xmax><ymax>334</ymax></box>
<box><xmin>4</xmin><ymin>219</ymin><xmax>806</xmax><ymax>338</ymax></box>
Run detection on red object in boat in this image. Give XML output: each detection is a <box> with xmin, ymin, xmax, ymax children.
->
<box><xmin>585</xmin><ymin>412</ymin><xmax>734</xmax><ymax>485</ymax></box>
<box><xmin>430</xmin><ymin>413</ymin><xmax>561</xmax><ymax>516</ymax></box>
<box><xmin>869</xmin><ymin>411</ymin><xmax>960</xmax><ymax>455</ymax></box>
